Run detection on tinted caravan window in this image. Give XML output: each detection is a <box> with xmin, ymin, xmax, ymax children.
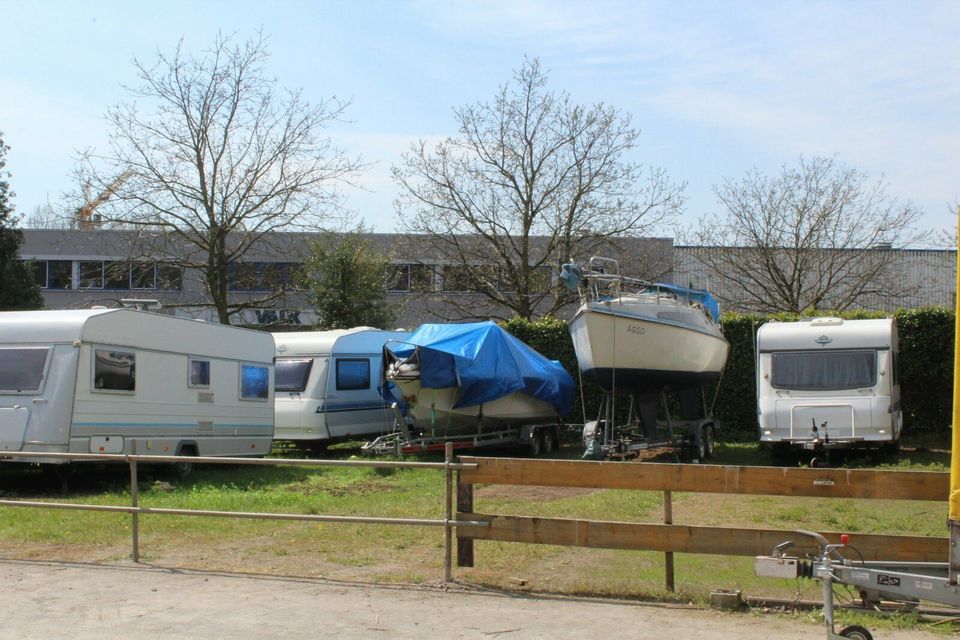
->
<box><xmin>0</xmin><ymin>348</ymin><xmax>49</xmax><ymax>393</ymax></box>
<box><xmin>240</xmin><ymin>364</ymin><xmax>269</xmax><ymax>400</ymax></box>
<box><xmin>275</xmin><ymin>359</ymin><xmax>313</xmax><ymax>392</ymax></box>
<box><xmin>189</xmin><ymin>359</ymin><xmax>211</xmax><ymax>387</ymax></box>
<box><xmin>94</xmin><ymin>349</ymin><xmax>136</xmax><ymax>392</ymax></box>
<box><xmin>336</xmin><ymin>358</ymin><xmax>370</xmax><ymax>391</ymax></box>
<box><xmin>771</xmin><ymin>350</ymin><xmax>876</xmax><ymax>391</ymax></box>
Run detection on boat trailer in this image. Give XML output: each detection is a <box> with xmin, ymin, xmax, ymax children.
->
<box><xmin>362</xmin><ymin>404</ymin><xmax>562</xmax><ymax>457</ymax></box>
<box><xmin>756</xmin><ymin>530</ymin><xmax>960</xmax><ymax>640</ymax></box>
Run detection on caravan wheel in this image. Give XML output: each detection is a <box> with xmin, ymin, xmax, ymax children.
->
<box><xmin>173</xmin><ymin>446</ymin><xmax>197</xmax><ymax>479</ymax></box>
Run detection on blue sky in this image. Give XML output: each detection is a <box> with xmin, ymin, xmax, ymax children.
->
<box><xmin>1</xmin><ymin>1</ymin><xmax>958</xmax><ymax>242</ymax></box>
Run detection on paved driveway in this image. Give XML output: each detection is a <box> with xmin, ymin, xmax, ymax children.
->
<box><xmin>0</xmin><ymin>559</ymin><xmax>943</xmax><ymax>640</ymax></box>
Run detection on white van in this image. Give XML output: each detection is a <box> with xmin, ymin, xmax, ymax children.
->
<box><xmin>272</xmin><ymin>328</ymin><xmax>410</xmax><ymax>450</ymax></box>
<box><xmin>0</xmin><ymin>309</ymin><xmax>275</xmax><ymax>464</ymax></box>
<box><xmin>756</xmin><ymin>317</ymin><xmax>901</xmax><ymax>454</ymax></box>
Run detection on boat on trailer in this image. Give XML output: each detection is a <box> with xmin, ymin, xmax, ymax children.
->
<box><xmin>562</xmin><ymin>256</ymin><xmax>729</xmax><ymax>393</ymax></box>
<box><xmin>561</xmin><ymin>256</ymin><xmax>728</xmax><ymax>461</ymax></box>
<box><xmin>381</xmin><ymin>321</ymin><xmax>574</xmax><ymax>433</ymax></box>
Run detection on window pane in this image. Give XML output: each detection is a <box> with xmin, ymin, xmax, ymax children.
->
<box><xmin>131</xmin><ymin>262</ymin><xmax>156</xmax><ymax>289</ymax></box>
<box><xmin>241</xmin><ymin>364</ymin><xmax>269</xmax><ymax>400</ymax></box>
<box><xmin>443</xmin><ymin>266</ymin><xmax>472</xmax><ymax>292</ymax></box>
<box><xmin>30</xmin><ymin>261</ymin><xmax>48</xmax><ymax>288</ymax></box>
<box><xmin>0</xmin><ymin>348</ymin><xmax>49</xmax><ymax>392</ymax></box>
<box><xmin>48</xmin><ymin>261</ymin><xmax>72</xmax><ymax>289</ymax></box>
<box><xmin>157</xmin><ymin>263</ymin><xmax>183</xmax><ymax>290</ymax></box>
<box><xmin>410</xmin><ymin>264</ymin><xmax>432</xmax><ymax>291</ymax></box>
<box><xmin>94</xmin><ymin>349</ymin><xmax>135</xmax><ymax>391</ymax></box>
<box><xmin>79</xmin><ymin>261</ymin><xmax>104</xmax><ymax>289</ymax></box>
<box><xmin>771</xmin><ymin>350</ymin><xmax>877</xmax><ymax>391</ymax></box>
<box><xmin>275</xmin><ymin>359</ymin><xmax>313</xmax><ymax>392</ymax></box>
<box><xmin>104</xmin><ymin>261</ymin><xmax>130</xmax><ymax>290</ymax></box>
<box><xmin>229</xmin><ymin>263</ymin><xmax>264</xmax><ymax>291</ymax></box>
<box><xmin>387</xmin><ymin>265</ymin><xmax>410</xmax><ymax>291</ymax></box>
<box><xmin>336</xmin><ymin>358</ymin><xmax>370</xmax><ymax>391</ymax></box>
<box><xmin>190</xmin><ymin>359</ymin><xmax>210</xmax><ymax>387</ymax></box>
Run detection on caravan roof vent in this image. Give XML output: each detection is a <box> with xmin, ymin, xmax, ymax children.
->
<box><xmin>810</xmin><ymin>317</ymin><xmax>843</xmax><ymax>326</ymax></box>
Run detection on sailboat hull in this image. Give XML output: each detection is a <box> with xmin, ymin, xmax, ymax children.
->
<box><xmin>570</xmin><ymin>303</ymin><xmax>729</xmax><ymax>392</ymax></box>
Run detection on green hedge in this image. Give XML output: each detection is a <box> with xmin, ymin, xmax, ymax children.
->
<box><xmin>502</xmin><ymin>307</ymin><xmax>955</xmax><ymax>443</ymax></box>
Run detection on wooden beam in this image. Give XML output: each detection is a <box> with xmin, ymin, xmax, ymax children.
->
<box><xmin>458</xmin><ymin>457</ymin><xmax>948</xmax><ymax>501</ymax></box>
<box><xmin>456</xmin><ymin>513</ymin><xmax>948</xmax><ymax>562</ymax></box>
<box><xmin>456</xmin><ymin>472</ymin><xmax>474</xmax><ymax>568</ymax></box>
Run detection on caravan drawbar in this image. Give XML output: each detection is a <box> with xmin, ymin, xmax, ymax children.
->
<box><xmin>0</xmin><ymin>309</ymin><xmax>275</xmax><ymax>463</ymax></box>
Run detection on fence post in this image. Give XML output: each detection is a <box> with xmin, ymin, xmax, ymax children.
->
<box><xmin>663</xmin><ymin>489</ymin><xmax>674</xmax><ymax>592</ymax></box>
<box><xmin>456</xmin><ymin>466</ymin><xmax>474</xmax><ymax>568</ymax></box>
<box><xmin>129</xmin><ymin>441</ymin><xmax>140</xmax><ymax>563</ymax></box>
<box><xmin>444</xmin><ymin>442</ymin><xmax>453</xmax><ymax>583</ymax></box>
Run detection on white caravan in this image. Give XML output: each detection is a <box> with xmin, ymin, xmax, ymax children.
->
<box><xmin>272</xmin><ymin>328</ymin><xmax>411</xmax><ymax>450</ymax></box>
<box><xmin>0</xmin><ymin>309</ymin><xmax>275</xmax><ymax>463</ymax></box>
<box><xmin>756</xmin><ymin>317</ymin><xmax>901</xmax><ymax>453</ymax></box>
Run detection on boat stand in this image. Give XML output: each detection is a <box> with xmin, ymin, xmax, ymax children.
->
<box><xmin>584</xmin><ymin>388</ymin><xmax>717</xmax><ymax>462</ymax></box>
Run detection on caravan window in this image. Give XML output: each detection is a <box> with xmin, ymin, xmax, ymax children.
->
<box><xmin>240</xmin><ymin>364</ymin><xmax>269</xmax><ymax>401</ymax></box>
<box><xmin>0</xmin><ymin>347</ymin><xmax>49</xmax><ymax>393</ymax></box>
<box><xmin>336</xmin><ymin>359</ymin><xmax>370</xmax><ymax>391</ymax></box>
<box><xmin>189</xmin><ymin>359</ymin><xmax>210</xmax><ymax>387</ymax></box>
<box><xmin>275</xmin><ymin>359</ymin><xmax>313</xmax><ymax>392</ymax></box>
<box><xmin>771</xmin><ymin>350</ymin><xmax>877</xmax><ymax>391</ymax></box>
<box><xmin>94</xmin><ymin>349</ymin><xmax>136</xmax><ymax>392</ymax></box>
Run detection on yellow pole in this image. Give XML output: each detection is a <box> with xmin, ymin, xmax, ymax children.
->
<box><xmin>950</xmin><ymin>207</ymin><xmax>960</xmax><ymax>584</ymax></box>
<box><xmin>952</xmin><ymin>206</ymin><xmax>960</xmax><ymax>524</ymax></box>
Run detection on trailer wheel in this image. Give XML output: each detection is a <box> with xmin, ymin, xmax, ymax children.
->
<box><xmin>527</xmin><ymin>434</ymin><xmax>542</xmax><ymax>457</ymax></box>
<box><xmin>839</xmin><ymin>625</ymin><xmax>873</xmax><ymax>640</ymax></box>
<box><xmin>700</xmin><ymin>424</ymin><xmax>715</xmax><ymax>459</ymax></box>
<box><xmin>693</xmin><ymin>424</ymin><xmax>713</xmax><ymax>462</ymax></box>
<box><xmin>540</xmin><ymin>429</ymin><xmax>556</xmax><ymax>455</ymax></box>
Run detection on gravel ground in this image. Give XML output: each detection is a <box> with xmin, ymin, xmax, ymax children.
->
<box><xmin>0</xmin><ymin>559</ymin><xmax>946</xmax><ymax>640</ymax></box>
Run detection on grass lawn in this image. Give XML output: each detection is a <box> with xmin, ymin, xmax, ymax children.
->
<box><xmin>0</xmin><ymin>438</ymin><xmax>954</xmax><ymax>633</ymax></box>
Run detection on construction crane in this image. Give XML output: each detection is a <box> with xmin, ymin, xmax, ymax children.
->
<box><xmin>76</xmin><ymin>169</ymin><xmax>132</xmax><ymax>229</ymax></box>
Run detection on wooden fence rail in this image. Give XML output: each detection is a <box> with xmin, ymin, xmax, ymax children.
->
<box><xmin>455</xmin><ymin>457</ymin><xmax>951</xmax><ymax>585</ymax></box>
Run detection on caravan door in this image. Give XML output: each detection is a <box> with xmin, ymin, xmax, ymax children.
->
<box><xmin>0</xmin><ymin>344</ymin><xmax>76</xmax><ymax>450</ymax></box>
<box><xmin>323</xmin><ymin>356</ymin><xmax>392</xmax><ymax>440</ymax></box>
<box><xmin>274</xmin><ymin>356</ymin><xmax>332</xmax><ymax>441</ymax></box>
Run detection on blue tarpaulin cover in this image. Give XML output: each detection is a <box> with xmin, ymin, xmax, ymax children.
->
<box><xmin>387</xmin><ymin>321</ymin><xmax>574</xmax><ymax>416</ymax></box>
<box><xmin>650</xmin><ymin>283</ymin><xmax>721</xmax><ymax>323</ymax></box>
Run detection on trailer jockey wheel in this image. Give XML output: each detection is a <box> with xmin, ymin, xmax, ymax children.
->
<box><xmin>839</xmin><ymin>625</ymin><xmax>873</xmax><ymax>640</ymax></box>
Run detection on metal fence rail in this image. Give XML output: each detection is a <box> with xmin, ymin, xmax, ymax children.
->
<box><xmin>0</xmin><ymin>445</ymin><xmax>485</xmax><ymax>582</ymax></box>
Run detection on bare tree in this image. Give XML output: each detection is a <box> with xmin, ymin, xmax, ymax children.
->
<box><xmin>79</xmin><ymin>32</ymin><xmax>358</xmax><ymax>323</ymax></box>
<box><xmin>684</xmin><ymin>156</ymin><xmax>923</xmax><ymax>314</ymax></box>
<box><xmin>392</xmin><ymin>58</ymin><xmax>684</xmax><ymax>321</ymax></box>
